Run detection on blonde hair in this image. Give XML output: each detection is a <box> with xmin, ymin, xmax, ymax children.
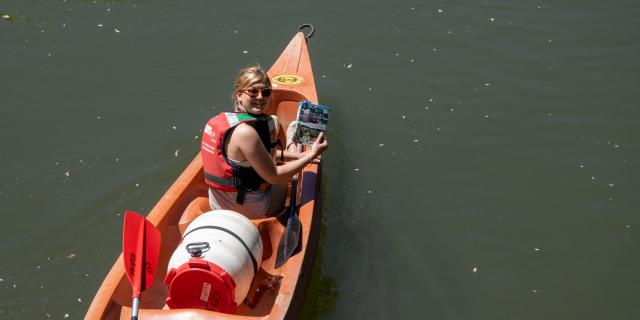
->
<box><xmin>231</xmin><ymin>65</ymin><xmax>272</xmax><ymax>108</ymax></box>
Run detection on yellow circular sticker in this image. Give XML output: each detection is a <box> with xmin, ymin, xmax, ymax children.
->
<box><xmin>271</xmin><ymin>74</ymin><xmax>304</xmax><ymax>85</ymax></box>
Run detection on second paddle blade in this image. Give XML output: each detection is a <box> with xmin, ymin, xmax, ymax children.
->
<box><xmin>275</xmin><ymin>210</ymin><xmax>301</xmax><ymax>268</ymax></box>
<box><xmin>123</xmin><ymin>211</ymin><xmax>161</xmax><ymax>292</ymax></box>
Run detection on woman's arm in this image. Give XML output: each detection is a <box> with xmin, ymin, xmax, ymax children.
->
<box><xmin>281</xmin><ymin>150</ymin><xmax>321</xmax><ymax>163</ymax></box>
<box><xmin>232</xmin><ymin>125</ymin><xmax>327</xmax><ymax>184</ymax></box>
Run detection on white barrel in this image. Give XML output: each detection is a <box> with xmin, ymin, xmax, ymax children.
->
<box><xmin>165</xmin><ymin>210</ymin><xmax>263</xmax><ymax>311</ymax></box>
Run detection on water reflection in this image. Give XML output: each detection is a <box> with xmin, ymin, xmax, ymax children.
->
<box><xmin>301</xmin><ymin>223</ymin><xmax>338</xmax><ymax>319</ymax></box>
<box><xmin>0</xmin><ymin>12</ymin><xmax>39</xmax><ymax>23</ymax></box>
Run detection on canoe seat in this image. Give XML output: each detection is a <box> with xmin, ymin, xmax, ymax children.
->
<box><xmin>178</xmin><ymin>196</ymin><xmax>210</xmax><ymax>235</ymax></box>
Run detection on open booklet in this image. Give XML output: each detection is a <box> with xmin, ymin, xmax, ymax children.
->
<box><xmin>292</xmin><ymin>101</ymin><xmax>331</xmax><ymax>146</ymax></box>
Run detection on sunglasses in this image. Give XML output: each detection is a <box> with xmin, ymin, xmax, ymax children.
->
<box><xmin>241</xmin><ymin>88</ymin><xmax>272</xmax><ymax>98</ymax></box>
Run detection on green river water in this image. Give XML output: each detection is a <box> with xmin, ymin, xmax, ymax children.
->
<box><xmin>1</xmin><ymin>0</ymin><xmax>639</xmax><ymax>319</ymax></box>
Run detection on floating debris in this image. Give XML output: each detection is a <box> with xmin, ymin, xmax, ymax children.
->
<box><xmin>66</xmin><ymin>253</ymin><xmax>76</xmax><ymax>259</ymax></box>
<box><xmin>114</xmin><ymin>28</ymin><xmax>120</xmax><ymax>33</ymax></box>
<box><xmin>2</xmin><ymin>14</ymin><xmax>11</xmax><ymax>21</ymax></box>
<box><xmin>533</xmin><ymin>248</ymin><xmax>540</xmax><ymax>252</ymax></box>
<box><xmin>472</xmin><ymin>266</ymin><xmax>478</xmax><ymax>273</ymax></box>
<box><xmin>490</xmin><ymin>17</ymin><xmax>495</xmax><ymax>22</ymax></box>
<box><xmin>354</xmin><ymin>168</ymin><xmax>360</xmax><ymax>171</ymax></box>
<box><xmin>378</xmin><ymin>143</ymin><xmax>384</xmax><ymax>147</ymax></box>
<box><xmin>346</xmin><ymin>64</ymin><xmax>352</xmax><ymax>69</ymax></box>
<box><xmin>64</xmin><ymin>171</ymin><xmax>70</xmax><ymax>177</ymax></box>
<box><xmin>242</xmin><ymin>50</ymin><xmax>248</xmax><ymax>54</ymax></box>
<box><xmin>437</xmin><ymin>9</ymin><xmax>443</xmax><ymax>13</ymax></box>
<box><xmin>174</xmin><ymin>149</ymin><xmax>180</xmax><ymax>157</ymax></box>
<box><xmin>97</xmin><ymin>24</ymin><xmax>103</xmax><ymax>27</ymax></box>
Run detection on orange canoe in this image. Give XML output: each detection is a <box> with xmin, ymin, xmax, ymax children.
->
<box><xmin>85</xmin><ymin>29</ymin><xmax>323</xmax><ymax>320</ymax></box>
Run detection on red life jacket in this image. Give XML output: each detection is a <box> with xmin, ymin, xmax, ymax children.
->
<box><xmin>201</xmin><ymin>112</ymin><xmax>277</xmax><ymax>204</ymax></box>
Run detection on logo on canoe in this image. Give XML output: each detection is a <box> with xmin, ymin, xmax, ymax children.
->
<box><xmin>271</xmin><ymin>74</ymin><xmax>303</xmax><ymax>85</ymax></box>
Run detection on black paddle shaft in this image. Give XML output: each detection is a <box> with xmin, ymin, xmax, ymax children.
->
<box><xmin>275</xmin><ymin>169</ymin><xmax>302</xmax><ymax>268</ymax></box>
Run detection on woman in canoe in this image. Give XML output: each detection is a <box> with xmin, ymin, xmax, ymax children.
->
<box><xmin>201</xmin><ymin>65</ymin><xmax>328</xmax><ymax>219</ymax></box>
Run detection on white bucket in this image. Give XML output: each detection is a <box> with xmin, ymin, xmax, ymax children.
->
<box><xmin>164</xmin><ymin>210</ymin><xmax>263</xmax><ymax>312</ymax></box>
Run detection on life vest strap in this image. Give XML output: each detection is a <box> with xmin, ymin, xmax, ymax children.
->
<box><xmin>204</xmin><ymin>171</ymin><xmax>247</xmax><ymax>205</ymax></box>
<box><xmin>204</xmin><ymin>171</ymin><xmax>240</xmax><ymax>188</ymax></box>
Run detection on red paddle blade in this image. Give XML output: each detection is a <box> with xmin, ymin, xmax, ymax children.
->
<box><xmin>123</xmin><ymin>211</ymin><xmax>161</xmax><ymax>295</ymax></box>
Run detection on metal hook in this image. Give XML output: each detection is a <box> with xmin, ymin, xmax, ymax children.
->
<box><xmin>298</xmin><ymin>24</ymin><xmax>315</xmax><ymax>40</ymax></box>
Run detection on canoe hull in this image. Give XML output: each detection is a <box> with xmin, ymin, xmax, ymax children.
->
<box><xmin>85</xmin><ymin>32</ymin><xmax>322</xmax><ymax>320</ymax></box>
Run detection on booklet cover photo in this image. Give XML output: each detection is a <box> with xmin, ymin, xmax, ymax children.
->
<box><xmin>292</xmin><ymin>101</ymin><xmax>331</xmax><ymax>146</ymax></box>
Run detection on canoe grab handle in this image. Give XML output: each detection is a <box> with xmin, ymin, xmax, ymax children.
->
<box><xmin>186</xmin><ymin>242</ymin><xmax>210</xmax><ymax>257</ymax></box>
<box><xmin>298</xmin><ymin>24</ymin><xmax>315</xmax><ymax>39</ymax></box>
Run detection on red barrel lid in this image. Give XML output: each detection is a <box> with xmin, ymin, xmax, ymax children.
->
<box><xmin>164</xmin><ymin>259</ymin><xmax>237</xmax><ymax>313</ymax></box>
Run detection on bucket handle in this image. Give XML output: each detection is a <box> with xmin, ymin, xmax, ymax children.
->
<box><xmin>186</xmin><ymin>242</ymin><xmax>210</xmax><ymax>257</ymax></box>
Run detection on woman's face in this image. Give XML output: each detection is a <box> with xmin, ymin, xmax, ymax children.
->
<box><xmin>235</xmin><ymin>81</ymin><xmax>271</xmax><ymax>115</ymax></box>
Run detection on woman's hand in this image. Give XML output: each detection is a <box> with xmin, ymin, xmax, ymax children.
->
<box><xmin>310</xmin><ymin>132</ymin><xmax>328</xmax><ymax>159</ymax></box>
<box><xmin>281</xmin><ymin>132</ymin><xmax>328</xmax><ymax>164</ymax></box>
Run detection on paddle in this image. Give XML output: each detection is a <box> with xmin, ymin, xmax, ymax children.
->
<box><xmin>123</xmin><ymin>211</ymin><xmax>161</xmax><ymax>320</ymax></box>
<box><xmin>275</xmin><ymin>163</ymin><xmax>302</xmax><ymax>268</ymax></box>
